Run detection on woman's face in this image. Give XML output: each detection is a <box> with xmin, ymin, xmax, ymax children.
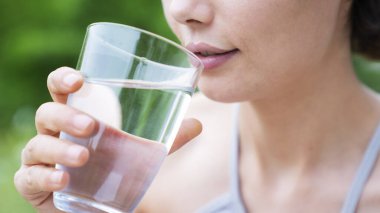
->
<box><xmin>162</xmin><ymin>0</ymin><xmax>350</xmax><ymax>102</ymax></box>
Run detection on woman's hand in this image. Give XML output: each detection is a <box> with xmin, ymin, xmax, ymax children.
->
<box><xmin>13</xmin><ymin>67</ymin><xmax>202</xmax><ymax>212</ymax></box>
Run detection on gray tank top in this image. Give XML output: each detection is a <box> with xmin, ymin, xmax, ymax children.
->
<box><xmin>197</xmin><ymin>105</ymin><xmax>380</xmax><ymax>213</ymax></box>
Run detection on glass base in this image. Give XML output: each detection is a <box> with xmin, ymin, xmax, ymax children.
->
<box><xmin>54</xmin><ymin>192</ymin><xmax>127</xmax><ymax>213</ymax></box>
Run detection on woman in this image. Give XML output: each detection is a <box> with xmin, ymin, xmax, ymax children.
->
<box><xmin>14</xmin><ymin>0</ymin><xmax>380</xmax><ymax>212</ymax></box>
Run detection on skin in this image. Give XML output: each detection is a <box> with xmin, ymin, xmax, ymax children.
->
<box><xmin>14</xmin><ymin>0</ymin><xmax>380</xmax><ymax>212</ymax></box>
<box><xmin>13</xmin><ymin>68</ymin><xmax>202</xmax><ymax>213</ymax></box>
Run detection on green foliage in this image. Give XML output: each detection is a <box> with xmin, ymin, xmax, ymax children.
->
<box><xmin>0</xmin><ymin>107</ymin><xmax>36</xmax><ymax>212</ymax></box>
<box><xmin>353</xmin><ymin>55</ymin><xmax>380</xmax><ymax>92</ymax></box>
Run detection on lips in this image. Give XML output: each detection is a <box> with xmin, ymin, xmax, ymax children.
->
<box><xmin>186</xmin><ymin>43</ymin><xmax>238</xmax><ymax>70</ymax></box>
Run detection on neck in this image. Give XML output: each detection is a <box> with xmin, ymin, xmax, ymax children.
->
<box><xmin>239</xmin><ymin>51</ymin><xmax>380</xmax><ymax>179</ymax></box>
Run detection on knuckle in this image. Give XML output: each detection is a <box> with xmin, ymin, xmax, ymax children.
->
<box><xmin>51</xmin><ymin>67</ymin><xmax>70</xmax><ymax>77</ymax></box>
<box><xmin>13</xmin><ymin>168</ymin><xmax>23</xmax><ymax>190</ymax></box>
<box><xmin>35</xmin><ymin>102</ymin><xmax>54</xmax><ymax>128</ymax></box>
<box><xmin>47</xmin><ymin>70</ymin><xmax>55</xmax><ymax>83</ymax></box>
<box><xmin>35</xmin><ymin>102</ymin><xmax>51</xmax><ymax>121</ymax></box>
<box><xmin>24</xmin><ymin>166</ymin><xmax>48</xmax><ymax>192</ymax></box>
<box><xmin>47</xmin><ymin>70</ymin><xmax>59</xmax><ymax>90</ymax></box>
<box><xmin>23</xmin><ymin>137</ymin><xmax>38</xmax><ymax>164</ymax></box>
<box><xmin>48</xmin><ymin>67</ymin><xmax>71</xmax><ymax>91</ymax></box>
<box><xmin>52</xmin><ymin>67</ymin><xmax>75</xmax><ymax>80</ymax></box>
<box><xmin>25</xmin><ymin>168</ymin><xmax>35</xmax><ymax>190</ymax></box>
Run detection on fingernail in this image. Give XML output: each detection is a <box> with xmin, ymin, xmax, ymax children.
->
<box><xmin>63</xmin><ymin>73</ymin><xmax>80</xmax><ymax>88</ymax></box>
<box><xmin>67</xmin><ymin>145</ymin><xmax>85</xmax><ymax>163</ymax></box>
<box><xmin>50</xmin><ymin>171</ymin><xmax>64</xmax><ymax>184</ymax></box>
<box><xmin>72</xmin><ymin>114</ymin><xmax>93</xmax><ymax>131</ymax></box>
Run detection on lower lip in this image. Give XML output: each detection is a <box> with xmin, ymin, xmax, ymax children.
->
<box><xmin>196</xmin><ymin>50</ymin><xmax>238</xmax><ymax>70</ymax></box>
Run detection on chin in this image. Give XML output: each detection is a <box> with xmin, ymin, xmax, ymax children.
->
<box><xmin>197</xmin><ymin>74</ymin><xmax>271</xmax><ymax>104</ymax></box>
<box><xmin>198</xmin><ymin>82</ymin><xmax>247</xmax><ymax>103</ymax></box>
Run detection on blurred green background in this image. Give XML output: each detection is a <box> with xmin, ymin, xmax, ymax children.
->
<box><xmin>0</xmin><ymin>1</ymin><xmax>379</xmax><ymax>212</ymax></box>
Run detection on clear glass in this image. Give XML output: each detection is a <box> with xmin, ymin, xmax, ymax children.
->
<box><xmin>53</xmin><ymin>22</ymin><xmax>203</xmax><ymax>213</ymax></box>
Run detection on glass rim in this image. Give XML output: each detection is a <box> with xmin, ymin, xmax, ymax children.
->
<box><xmin>88</xmin><ymin>22</ymin><xmax>204</xmax><ymax>70</ymax></box>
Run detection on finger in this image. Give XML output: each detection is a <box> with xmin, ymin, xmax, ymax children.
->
<box><xmin>169</xmin><ymin>118</ymin><xmax>202</xmax><ymax>154</ymax></box>
<box><xmin>35</xmin><ymin>102</ymin><xmax>97</xmax><ymax>137</ymax></box>
<box><xmin>47</xmin><ymin>67</ymin><xmax>83</xmax><ymax>103</ymax></box>
<box><xmin>14</xmin><ymin>165</ymin><xmax>69</xmax><ymax>195</ymax></box>
<box><xmin>22</xmin><ymin>134</ymin><xmax>89</xmax><ymax>167</ymax></box>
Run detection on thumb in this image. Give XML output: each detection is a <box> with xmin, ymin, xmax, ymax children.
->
<box><xmin>169</xmin><ymin>118</ymin><xmax>202</xmax><ymax>154</ymax></box>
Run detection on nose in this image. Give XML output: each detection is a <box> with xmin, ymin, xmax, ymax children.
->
<box><xmin>168</xmin><ymin>0</ymin><xmax>213</xmax><ymax>26</ymax></box>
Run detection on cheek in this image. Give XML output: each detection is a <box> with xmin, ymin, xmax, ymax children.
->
<box><xmin>237</xmin><ymin>1</ymin><xmax>340</xmax><ymax>86</ymax></box>
<box><xmin>240</xmin><ymin>1</ymin><xmax>340</xmax><ymax>72</ymax></box>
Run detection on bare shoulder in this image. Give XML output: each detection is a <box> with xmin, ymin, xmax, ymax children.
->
<box><xmin>137</xmin><ymin>93</ymin><xmax>237</xmax><ymax>213</ymax></box>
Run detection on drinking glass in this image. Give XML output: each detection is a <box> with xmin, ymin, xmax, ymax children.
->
<box><xmin>53</xmin><ymin>22</ymin><xmax>203</xmax><ymax>213</ymax></box>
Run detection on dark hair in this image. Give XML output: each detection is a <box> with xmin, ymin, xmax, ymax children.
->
<box><xmin>351</xmin><ymin>0</ymin><xmax>380</xmax><ymax>59</ymax></box>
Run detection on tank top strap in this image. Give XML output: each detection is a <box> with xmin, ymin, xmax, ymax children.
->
<box><xmin>341</xmin><ymin>122</ymin><xmax>380</xmax><ymax>213</ymax></box>
<box><xmin>195</xmin><ymin>104</ymin><xmax>247</xmax><ymax>213</ymax></box>
<box><xmin>229</xmin><ymin>104</ymin><xmax>247</xmax><ymax>212</ymax></box>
